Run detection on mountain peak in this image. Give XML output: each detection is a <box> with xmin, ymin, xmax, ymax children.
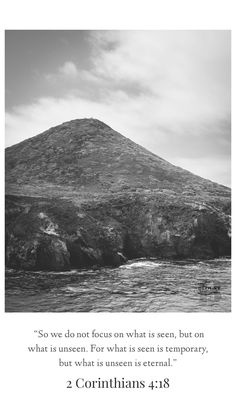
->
<box><xmin>60</xmin><ymin>117</ymin><xmax>111</xmax><ymax>129</ymax></box>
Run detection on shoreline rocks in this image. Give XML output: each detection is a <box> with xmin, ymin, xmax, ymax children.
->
<box><xmin>5</xmin><ymin>193</ymin><xmax>231</xmax><ymax>272</ymax></box>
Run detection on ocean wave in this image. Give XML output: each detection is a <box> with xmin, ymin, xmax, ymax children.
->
<box><xmin>121</xmin><ymin>261</ymin><xmax>163</xmax><ymax>269</ymax></box>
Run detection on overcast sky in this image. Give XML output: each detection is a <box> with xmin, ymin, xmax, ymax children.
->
<box><xmin>5</xmin><ymin>30</ymin><xmax>231</xmax><ymax>186</ymax></box>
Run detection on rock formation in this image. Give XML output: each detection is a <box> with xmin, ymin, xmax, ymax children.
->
<box><xmin>5</xmin><ymin>118</ymin><xmax>231</xmax><ymax>271</ymax></box>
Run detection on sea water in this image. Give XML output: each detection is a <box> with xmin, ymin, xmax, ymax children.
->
<box><xmin>5</xmin><ymin>258</ymin><xmax>231</xmax><ymax>312</ymax></box>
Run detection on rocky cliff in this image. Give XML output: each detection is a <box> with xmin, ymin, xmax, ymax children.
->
<box><xmin>5</xmin><ymin>119</ymin><xmax>231</xmax><ymax>271</ymax></box>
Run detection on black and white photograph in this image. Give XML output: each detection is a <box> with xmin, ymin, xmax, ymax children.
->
<box><xmin>5</xmin><ymin>30</ymin><xmax>231</xmax><ymax>312</ymax></box>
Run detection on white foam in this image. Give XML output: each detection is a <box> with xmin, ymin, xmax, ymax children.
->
<box><xmin>121</xmin><ymin>261</ymin><xmax>162</xmax><ymax>269</ymax></box>
<box><xmin>64</xmin><ymin>286</ymin><xmax>79</xmax><ymax>293</ymax></box>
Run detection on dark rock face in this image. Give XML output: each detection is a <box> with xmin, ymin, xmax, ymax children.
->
<box><xmin>5</xmin><ymin>119</ymin><xmax>231</xmax><ymax>271</ymax></box>
<box><xmin>5</xmin><ymin>193</ymin><xmax>230</xmax><ymax>271</ymax></box>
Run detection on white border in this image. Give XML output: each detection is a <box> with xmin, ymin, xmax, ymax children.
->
<box><xmin>0</xmin><ymin>1</ymin><xmax>235</xmax><ymax>418</ymax></box>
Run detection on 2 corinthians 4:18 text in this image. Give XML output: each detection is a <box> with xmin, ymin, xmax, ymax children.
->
<box><xmin>66</xmin><ymin>377</ymin><xmax>170</xmax><ymax>390</ymax></box>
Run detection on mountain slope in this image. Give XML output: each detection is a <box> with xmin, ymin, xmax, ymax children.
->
<box><xmin>6</xmin><ymin>118</ymin><xmax>229</xmax><ymax>200</ymax></box>
<box><xmin>5</xmin><ymin>119</ymin><xmax>231</xmax><ymax>271</ymax></box>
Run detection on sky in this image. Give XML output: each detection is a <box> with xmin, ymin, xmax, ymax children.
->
<box><xmin>5</xmin><ymin>30</ymin><xmax>231</xmax><ymax>186</ymax></box>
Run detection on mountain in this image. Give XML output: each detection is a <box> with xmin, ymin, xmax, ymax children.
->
<box><xmin>5</xmin><ymin>118</ymin><xmax>231</xmax><ymax>271</ymax></box>
<box><xmin>6</xmin><ymin>118</ymin><xmax>229</xmax><ymax>199</ymax></box>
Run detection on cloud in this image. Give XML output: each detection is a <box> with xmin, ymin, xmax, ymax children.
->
<box><xmin>45</xmin><ymin>61</ymin><xmax>79</xmax><ymax>81</ymax></box>
<box><xmin>5</xmin><ymin>31</ymin><xmax>231</xmax><ymax>186</ymax></box>
<box><xmin>89</xmin><ymin>31</ymin><xmax>230</xmax><ymax>121</ymax></box>
<box><xmin>59</xmin><ymin>61</ymin><xmax>78</xmax><ymax>77</ymax></box>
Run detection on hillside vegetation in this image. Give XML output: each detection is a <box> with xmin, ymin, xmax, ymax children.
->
<box><xmin>5</xmin><ymin>119</ymin><xmax>231</xmax><ymax>271</ymax></box>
